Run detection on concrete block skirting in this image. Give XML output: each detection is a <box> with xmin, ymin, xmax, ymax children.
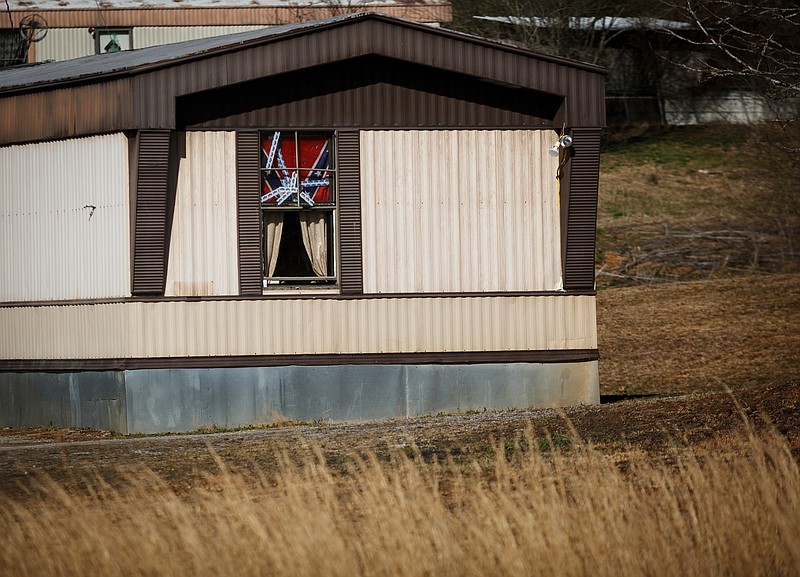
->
<box><xmin>0</xmin><ymin>362</ymin><xmax>600</xmax><ymax>434</ymax></box>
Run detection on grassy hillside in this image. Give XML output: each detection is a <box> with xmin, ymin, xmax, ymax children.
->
<box><xmin>597</xmin><ymin>125</ymin><xmax>799</xmax><ymax>285</ymax></box>
<box><xmin>596</xmin><ymin>125</ymin><xmax>800</xmax><ymax>395</ymax></box>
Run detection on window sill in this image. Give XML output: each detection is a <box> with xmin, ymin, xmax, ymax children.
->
<box><xmin>262</xmin><ymin>287</ymin><xmax>340</xmax><ymax>296</ymax></box>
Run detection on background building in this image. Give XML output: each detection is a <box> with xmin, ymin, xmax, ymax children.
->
<box><xmin>1</xmin><ymin>0</ymin><xmax>451</xmax><ymax>64</ymax></box>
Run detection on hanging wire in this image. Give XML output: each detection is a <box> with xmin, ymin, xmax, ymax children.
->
<box><xmin>556</xmin><ymin>123</ymin><xmax>569</xmax><ymax>208</ymax></box>
<box><xmin>94</xmin><ymin>0</ymin><xmax>110</xmax><ymax>29</ymax></box>
<box><xmin>4</xmin><ymin>0</ymin><xmax>13</xmax><ymax>29</ymax></box>
<box><xmin>3</xmin><ymin>0</ymin><xmax>28</xmax><ymax>65</ymax></box>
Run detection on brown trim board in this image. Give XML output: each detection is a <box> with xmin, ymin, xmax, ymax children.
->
<box><xmin>0</xmin><ymin>350</ymin><xmax>599</xmax><ymax>372</ymax></box>
<box><xmin>0</xmin><ymin>289</ymin><xmax>597</xmax><ymax>308</ymax></box>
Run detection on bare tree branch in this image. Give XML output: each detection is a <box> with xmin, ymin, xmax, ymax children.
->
<box><xmin>662</xmin><ymin>0</ymin><xmax>800</xmax><ymax>100</ymax></box>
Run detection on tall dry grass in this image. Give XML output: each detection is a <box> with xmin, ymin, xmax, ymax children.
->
<box><xmin>2</xmin><ymin>428</ymin><xmax>799</xmax><ymax>577</ymax></box>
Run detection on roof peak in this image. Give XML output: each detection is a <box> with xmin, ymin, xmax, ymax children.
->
<box><xmin>0</xmin><ymin>12</ymin><xmax>604</xmax><ymax>95</ymax></box>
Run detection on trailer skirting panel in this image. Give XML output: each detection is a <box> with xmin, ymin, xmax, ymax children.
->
<box><xmin>0</xmin><ymin>361</ymin><xmax>599</xmax><ymax>434</ymax></box>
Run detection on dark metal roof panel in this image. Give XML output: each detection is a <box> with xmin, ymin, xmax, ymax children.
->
<box><xmin>8</xmin><ymin>0</ymin><xmax>440</xmax><ymax>8</ymax></box>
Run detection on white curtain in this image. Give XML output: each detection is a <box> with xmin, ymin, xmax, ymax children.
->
<box><xmin>299</xmin><ymin>212</ymin><xmax>328</xmax><ymax>277</ymax></box>
<box><xmin>265</xmin><ymin>213</ymin><xmax>284</xmax><ymax>277</ymax></box>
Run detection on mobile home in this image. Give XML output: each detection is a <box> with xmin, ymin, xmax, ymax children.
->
<box><xmin>0</xmin><ymin>13</ymin><xmax>605</xmax><ymax>433</ymax></box>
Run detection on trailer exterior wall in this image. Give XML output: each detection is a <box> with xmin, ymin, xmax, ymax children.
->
<box><xmin>0</xmin><ymin>134</ymin><xmax>131</xmax><ymax>302</ymax></box>
<box><xmin>165</xmin><ymin>131</ymin><xmax>239</xmax><ymax>297</ymax></box>
<box><xmin>0</xmin><ymin>295</ymin><xmax>596</xmax><ymax>360</ymax></box>
<box><xmin>0</xmin><ymin>14</ymin><xmax>603</xmax><ymax>432</ymax></box>
<box><xmin>361</xmin><ymin>130</ymin><xmax>562</xmax><ymax>293</ymax></box>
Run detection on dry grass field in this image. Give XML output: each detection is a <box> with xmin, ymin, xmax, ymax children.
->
<box><xmin>2</xmin><ymin>425</ymin><xmax>798</xmax><ymax>577</ymax></box>
<box><xmin>1</xmin><ymin>125</ymin><xmax>798</xmax><ymax>576</ymax></box>
<box><xmin>596</xmin><ymin>125</ymin><xmax>800</xmax><ymax>395</ymax></box>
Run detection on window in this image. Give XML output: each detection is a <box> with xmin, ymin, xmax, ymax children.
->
<box><xmin>260</xmin><ymin>131</ymin><xmax>336</xmax><ymax>288</ymax></box>
<box><xmin>0</xmin><ymin>29</ymin><xmax>27</xmax><ymax>67</ymax></box>
<box><xmin>94</xmin><ymin>28</ymin><xmax>132</xmax><ymax>54</ymax></box>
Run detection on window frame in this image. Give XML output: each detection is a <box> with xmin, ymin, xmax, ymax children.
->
<box><xmin>259</xmin><ymin>129</ymin><xmax>338</xmax><ymax>290</ymax></box>
<box><xmin>94</xmin><ymin>28</ymin><xmax>133</xmax><ymax>55</ymax></box>
<box><xmin>0</xmin><ymin>29</ymin><xmax>28</xmax><ymax>67</ymax></box>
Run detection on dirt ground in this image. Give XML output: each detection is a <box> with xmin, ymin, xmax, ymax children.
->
<box><xmin>597</xmin><ymin>274</ymin><xmax>800</xmax><ymax>394</ymax></box>
<box><xmin>1</xmin><ymin>378</ymin><xmax>797</xmax><ymax>502</ymax></box>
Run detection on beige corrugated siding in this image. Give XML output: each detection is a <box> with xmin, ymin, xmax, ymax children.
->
<box><xmin>33</xmin><ymin>28</ymin><xmax>94</xmax><ymax>62</ymax></box>
<box><xmin>0</xmin><ymin>295</ymin><xmax>596</xmax><ymax>359</ymax></box>
<box><xmin>33</xmin><ymin>26</ymin><xmax>268</xmax><ymax>62</ymax></box>
<box><xmin>165</xmin><ymin>131</ymin><xmax>239</xmax><ymax>297</ymax></box>
<box><xmin>0</xmin><ymin>134</ymin><xmax>131</xmax><ymax>302</ymax></box>
<box><xmin>361</xmin><ymin>130</ymin><xmax>563</xmax><ymax>293</ymax></box>
<box><xmin>135</xmin><ymin>25</ymin><xmax>269</xmax><ymax>48</ymax></box>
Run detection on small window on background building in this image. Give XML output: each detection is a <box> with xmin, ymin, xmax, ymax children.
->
<box><xmin>0</xmin><ymin>29</ymin><xmax>27</xmax><ymax>67</ymax></box>
<box><xmin>261</xmin><ymin>131</ymin><xmax>336</xmax><ymax>288</ymax></box>
<box><xmin>94</xmin><ymin>29</ymin><xmax>132</xmax><ymax>54</ymax></box>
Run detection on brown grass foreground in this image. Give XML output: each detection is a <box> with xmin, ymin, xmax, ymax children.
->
<box><xmin>2</xmin><ymin>424</ymin><xmax>799</xmax><ymax>577</ymax></box>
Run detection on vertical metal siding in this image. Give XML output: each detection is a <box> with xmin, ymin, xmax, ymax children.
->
<box><xmin>564</xmin><ymin>128</ymin><xmax>601</xmax><ymax>290</ymax></box>
<box><xmin>135</xmin><ymin>26</ymin><xmax>268</xmax><ymax>49</ymax></box>
<box><xmin>34</xmin><ymin>26</ymin><xmax>269</xmax><ymax>63</ymax></box>
<box><xmin>0</xmin><ymin>134</ymin><xmax>131</xmax><ymax>302</ymax></box>
<box><xmin>337</xmin><ymin>131</ymin><xmax>363</xmax><ymax>294</ymax></box>
<box><xmin>165</xmin><ymin>132</ymin><xmax>238</xmax><ymax>297</ymax></box>
<box><xmin>235</xmin><ymin>131</ymin><xmax>262</xmax><ymax>295</ymax></box>
<box><xmin>361</xmin><ymin>130</ymin><xmax>563</xmax><ymax>294</ymax></box>
<box><xmin>33</xmin><ymin>28</ymin><xmax>94</xmax><ymax>62</ymax></box>
<box><xmin>132</xmin><ymin>131</ymin><xmax>171</xmax><ymax>295</ymax></box>
<box><xmin>0</xmin><ymin>295</ymin><xmax>597</xmax><ymax>359</ymax></box>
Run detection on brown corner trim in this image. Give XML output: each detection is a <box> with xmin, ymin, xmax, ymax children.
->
<box><xmin>0</xmin><ymin>350</ymin><xmax>599</xmax><ymax>372</ymax></box>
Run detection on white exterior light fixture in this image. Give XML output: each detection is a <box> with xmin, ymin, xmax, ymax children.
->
<box><xmin>549</xmin><ymin>134</ymin><xmax>573</xmax><ymax>157</ymax></box>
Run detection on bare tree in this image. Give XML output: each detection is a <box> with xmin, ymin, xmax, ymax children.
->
<box><xmin>456</xmin><ymin>0</ymin><xmax>648</xmax><ymax>65</ymax></box>
<box><xmin>661</xmin><ymin>1</ymin><xmax>800</xmax><ymax>164</ymax></box>
<box><xmin>662</xmin><ymin>0</ymin><xmax>800</xmax><ymax>101</ymax></box>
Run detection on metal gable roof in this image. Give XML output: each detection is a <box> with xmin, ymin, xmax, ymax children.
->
<box><xmin>0</xmin><ymin>12</ymin><xmax>605</xmax><ymax>94</ymax></box>
<box><xmin>0</xmin><ymin>12</ymin><xmax>607</xmax><ymax>144</ymax></box>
